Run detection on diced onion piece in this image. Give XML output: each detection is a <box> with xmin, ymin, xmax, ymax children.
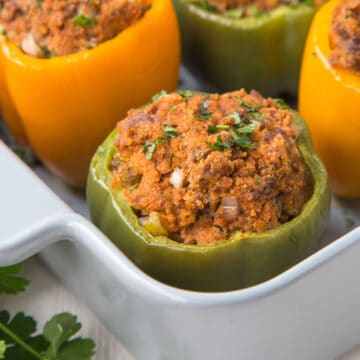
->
<box><xmin>222</xmin><ymin>197</ymin><xmax>239</xmax><ymax>222</ymax></box>
<box><xmin>169</xmin><ymin>168</ymin><xmax>184</xmax><ymax>188</ymax></box>
<box><xmin>141</xmin><ymin>212</ymin><xmax>168</xmax><ymax>236</ymax></box>
<box><xmin>21</xmin><ymin>34</ymin><xmax>41</xmax><ymax>57</ymax></box>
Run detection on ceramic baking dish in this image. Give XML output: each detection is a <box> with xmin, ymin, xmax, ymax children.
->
<box><xmin>1</xmin><ymin>138</ymin><xmax>360</xmax><ymax>360</ymax></box>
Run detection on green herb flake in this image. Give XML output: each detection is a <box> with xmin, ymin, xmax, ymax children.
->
<box><xmin>273</xmin><ymin>98</ymin><xmax>289</xmax><ymax>109</ymax></box>
<box><xmin>168</xmin><ymin>105</ymin><xmax>176</xmax><ymax>114</ymax></box>
<box><xmin>196</xmin><ymin>100</ymin><xmax>213</xmax><ymax>120</ymax></box>
<box><xmin>35</xmin><ymin>0</ymin><xmax>42</xmax><ymax>10</ymax></box>
<box><xmin>236</xmin><ymin>120</ymin><xmax>260</xmax><ymax>135</ymax></box>
<box><xmin>0</xmin><ymin>340</ymin><xmax>6</xmax><ymax>359</ymax></box>
<box><xmin>255</xmin><ymin>177</ymin><xmax>262</xmax><ymax>185</ymax></box>
<box><xmin>290</xmin><ymin>230</ymin><xmax>298</xmax><ymax>247</ymax></box>
<box><xmin>207</xmin><ymin>135</ymin><xmax>232</xmax><ymax>152</ymax></box>
<box><xmin>232</xmin><ymin>111</ymin><xmax>242</xmax><ymax>125</ymax></box>
<box><xmin>216</xmin><ymin>125</ymin><xmax>230</xmax><ymax>130</ymax></box>
<box><xmin>224</xmin><ymin>7</ymin><xmax>244</xmax><ymax>19</ymax></box>
<box><xmin>72</xmin><ymin>14</ymin><xmax>97</xmax><ymax>27</ymax></box>
<box><xmin>163</xmin><ymin>124</ymin><xmax>178</xmax><ymax>138</ymax></box>
<box><xmin>143</xmin><ymin>138</ymin><xmax>163</xmax><ymax>160</ymax></box>
<box><xmin>152</xmin><ymin>90</ymin><xmax>167</xmax><ymax>102</ymax></box>
<box><xmin>39</xmin><ymin>45</ymin><xmax>57</xmax><ymax>58</ymax></box>
<box><xmin>207</xmin><ymin>125</ymin><xmax>218</xmax><ymax>134</ymax></box>
<box><xmin>0</xmin><ymin>265</ymin><xmax>29</xmax><ymax>295</ymax></box>
<box><xmin>177</xmin><ymin>89</ymin><xmax>193</xmax><ymax>99</ymax></box>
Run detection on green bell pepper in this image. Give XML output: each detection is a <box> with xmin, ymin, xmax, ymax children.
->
<box><xmin>174</xmin><ymin>1</ymin><xmax>319</xmax><ymax>96</ymax></box>
<box><xmin>87</xmin><ymin>106</ymin><xmax>330</xmax><ymax>292</ymax></box>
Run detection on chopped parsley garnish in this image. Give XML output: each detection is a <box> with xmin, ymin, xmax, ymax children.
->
<box><xmin>255</xmin><ymin>177</ymin><xmax>262</xmax><ymax>185</ymax></box>
<box><xmin>152</xmin><ymin>90</ymin><xmax>167</xmax><ymax>102</ymax></box>
<box><xmin>35</xmin><ymin>0</ymin><xmax>42</xmax><ymax>10</ymax></box>
<box><xmin>177</xmin><ymin>90</ymin><xmax>193</xmax><ymax>99</ymax></box>
<box><xmin>235</xmin><ymin>120</ymin><xmax>260</xmax><ymax>134</ymax></box>
<box><xmin>229</xmin><ymin>129</ymin><xmax>256</xmax><ymax>149</ymax></box>
<box><xmin>273</xmin><ymin>98</ymin><xmax>289</xmax><ymax>109</ymax></box>
<box><xmin>169</xmin><ymin>105</ymin><xmax>176</xmax><ymax>114</ymax></box>
<box><xmin>163</xmin><ymin>124</ymin><xmax>178</xmax><ymax>138</ymax></box>
<box><xmin>39</xmin><ymin>45</ymin><xmax>57</xmax><ymax>58</ymax></box>
<box><xmin>196</xmin><ymin>100</ymin><xmax>213</xmax><ymax>120</ymax></box>
<box><xmin>207</xmin><ymin>125</ymin><xmax>230</xmax><ymax>134</ymax></box>
<box><xmin>232</xmin><ymin>111</ymin><xmax>242</xmax><ymax>125</ymax></box>
<box><xmin>224</xmin><ymin>8</ymin><xmax>244</xmax><ymax>19</ymax></box>
<box><xmin>207</xmin><ymin>135</ymin><xmax>233</xmax><ymax>152</ymax></box>
<box><xmin>73</xmin><ymin>14</ymin><xmax>97</xmax><ymax>27</ymax></box>
<box><xmin>143</xmin><ymin>138</ymin><xmax>163</xmax><ymax>160</ymax></box>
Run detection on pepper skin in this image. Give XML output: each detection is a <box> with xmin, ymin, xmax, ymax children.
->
<box><xmin>87</xmin><ymin>106</ymin><xmax>330</xmax><ymax>292</ymax></box>
<box><xmin>299</xmin><ymin>0</ymin><xmax>360</xmax><ymax>198</ymax></box>
<box><xmin>173</xmin><ymin>1</ymin><xmax>319</xmax><ymax>96</ymax></box>
<box><xmin>0</xmin><ymin>0</ymin><xmax>180</xmax><ymax>188</ymax></box>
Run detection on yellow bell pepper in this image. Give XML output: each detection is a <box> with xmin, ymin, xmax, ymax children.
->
<box><xmin>0</xmin><ymin>0</ymin><xmax>180</xmax><ymax>188</ymax></box>
<box><xmin>299</xmin><ymin>0</ymin><xmax>360</xmax><ymax>198</ymax></box>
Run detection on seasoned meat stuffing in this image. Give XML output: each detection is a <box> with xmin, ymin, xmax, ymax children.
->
<box><xmin>112</xmin><ymin>90</ymin><xmax>312</xmax><ymax>245</ymax></box>
<box><xmin>0</xmin><ymin>0</ymin><xmax>150</xmax><ymax>57</ymax></box>
<box><xmin>329</xmin><ymin>0</ymin><xmax>360</xmax><ymax>72</ymax></box>
<box><xmin>195</xmin><ymin>0</ymin><xmax>323</xmax><ymax>17</ymax></box>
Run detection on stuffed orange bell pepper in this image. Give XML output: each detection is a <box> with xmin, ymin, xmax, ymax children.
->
<box><xmin>299</xmin><ymin>0</ymin><xmax>360</xmax><ymax>197</ymax></box>
<box><xmin>0</xmin><ymin>0</ymin><xmax>180</xmax><ymax>188</ymax></box>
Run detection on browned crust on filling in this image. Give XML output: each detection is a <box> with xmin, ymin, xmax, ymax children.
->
<box><xmin>111</xmin><ymin>90</ymin><xmax>312</xmax><ymax>245</ymax></box>
<box><xmin>329</xmin><ymin>0</ymin><xmax>360</xmax><ymax>72</ymax></box>
<box><xmin>0</xmin><ymin>0</ymin><xmax>150</xmax><ymax>57</ymax></box>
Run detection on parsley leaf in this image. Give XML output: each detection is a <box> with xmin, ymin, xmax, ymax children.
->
<box><xmin>43</xmin><ymin>313</ymin><xmax>95</xmax><ymax>360</ymax></box>
<box><xmin>207</xmin><ymin>135</ymin><xmax>232</xmax><ymax>152</ymax></box>
<box><xmin>232</xmin><ymin>111</ymin><xmax>242</xmax><ymax>125</ymax></box>
<box><xmin>0</xmin><ymin>265</ymin><xmax>29</xmax><ymax>295</ymax></box>
<box><xmin>0</xmin><ymin>310</ymin><xmax>48</xmax><ymax>360</ymax></box>
<box><xmin>143</xmin><ymin>138</ymin><xmax>163</xmax><ymax>160</ymax></box>
<box><xmin>163</xmin><ymin>124</ymin><xmax>177</xmax><ymax>138</ymax></box>
<box><xmin>35</xmin><ymin>0</ymin><xmax>41</xmax><ymax>10</ymax></box>
<box><xmin>273</xmin><ymin>98</ymin><xmax>289</xmax><ymax>109</ymax></box>
<box><xmin>152</xmin><ymin>90</ymin><xmax>167</xmax><ymax>103</ymax></box>
<box><xmin>230</xmin><ymin>130</ymin><xmax>256</xmax><ymax>149</ymax></box>
<box><xmin>0</xmin><ymin>311</ymin><xmax>95</xmax><ymax>360</ymax></box>
<box><xmin>196</xmin><ymin>100</ymin><xmax>213</xmax><ymax>120</ymax></box>
<box><xmin>177</xmin><ymin>90</ymin><xmax>193</xmax><ymax>100</ymax></box>
<box><xmin>72</xmin><ymin>14</ymin><xmax>96</xmax><ymax>27</ymax></box>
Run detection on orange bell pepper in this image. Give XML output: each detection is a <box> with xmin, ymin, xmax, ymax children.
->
<box><xmin>299</xmin><ymin>0</ymin><xmax>360</xmax><ymax>198</ymax></box>
<box><xmin>0</xmin><ymin>0</ymin><xmax>180</xmax><ymax>188</ymax></box>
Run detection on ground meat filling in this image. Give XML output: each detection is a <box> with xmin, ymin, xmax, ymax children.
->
<box><xmin>193</xmin><ymin>0</ymin><xmax>323</xmax><ymax>17</ymax></box>
<box><xmin>111</xmin><ymin>90</ymin><xmax>312</xmax><ymax>245</ymax></box>
<box><xmin>0</xmin><ymin>0</ymin><xmax>150</xmax><ymax>57</ymax></box>
<box><xmin>329</xmin><ymin>0</ymin><xmax>360</xmax><ymax>72</ymax></box>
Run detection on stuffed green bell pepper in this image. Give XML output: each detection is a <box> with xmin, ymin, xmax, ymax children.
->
<box><xmin>87</xmin><ymin>89</ymin><xmax>330</xmax><ymax>292</ymax></box>
<box><xmin>174</xmin><ymin>0</ymin><xmax>324</xmax><ymax>96</ymax></box>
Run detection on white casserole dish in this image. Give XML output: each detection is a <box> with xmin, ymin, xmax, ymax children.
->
<box><xmin>2</xmin><ymin>129</ymin><xmax>360</xmax><ymax>360</ymax></box>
